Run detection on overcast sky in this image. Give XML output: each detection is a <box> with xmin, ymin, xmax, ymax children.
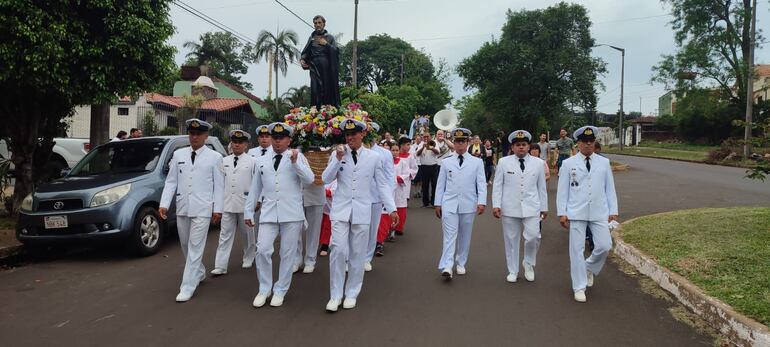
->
<box><xmin>168</xmin><ymin>0</ymin><xmax>769</xmax><ymax>116</ymax></box>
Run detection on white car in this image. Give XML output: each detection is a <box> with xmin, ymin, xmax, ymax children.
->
<box><xmin>0</xmin><ymin>138</ymin><xmax>90</xmax><ymax>179</ymax></box>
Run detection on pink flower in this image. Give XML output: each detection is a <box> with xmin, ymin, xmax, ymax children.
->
<box><xmin>332</xmin><ymin>128</ymin><xmax>342</xmax><ymax>136</ymax></box>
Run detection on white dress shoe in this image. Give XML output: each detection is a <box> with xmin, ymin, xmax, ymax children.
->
<box><xmin>269</xmin><ymin>295</ymin><xmax>284</xmax><ymax>307</ymax></box>
<box><xmin>506</xmin><ymin>273</ymin><xmax>517</xmax><ymax>283</ymax></box>
<box><xmin>210</xmin><ymin>268</ymin><xmax>227</xmax><ymax>276</ymax></box>
<box><xmin>252</xmin><ymin>292</ymin><xmax>270</xmax><ymax>308</ymax></box>
<box><xmin>342</xmin><ymin>298</ymin><xmax>357</xmax><ymax>309</ymax></box>
<box><xmin>241</xmin><ymin>261</ymin><xmax>253</xmax><ymax>269</ymax></box>
<box><xmin>326</xmin><ymin>299</ymin><xmax>342</xmax><ymax>312</ymax></box>
<box><xmin>364</xmin><ymin>262</ymin><xmax>372</xmax><ymax>272</ymax></box>
<box><xmin>175</xmin><ymin>292</ymin><xmax>192</xmax><ymax>302</ymax></box>
<box><xmin>302</xmin><ymin>265</ymin><xmax>315</xmax><ymax>273</ymax></box>
<box><xmin>441</xmin><ymin>268</ymin><xmax>453</xmax><ymax>280</ymax></box>
<box><xmin>456</xmin><ymin>266</ymin><xmax>466</xmax><ymax>275</ymax></box>
<box><xmin>587</xmin><ymin>271</ymin><xmax>594</xmax><ymax>287</ymax></box>
<box><xmin>523</xmin><ymin>263</ymin><xmax>535</xmax><ymax>282</ymax></box>
<box><xmin>292</xmin><ymin>264</ymin><xmax>301</xmax><ymax>273</ymax></box>
<box><xmin>574</xmin><ymin>290</ymin><xmax>587</xmax><ymax>303</ymax></box>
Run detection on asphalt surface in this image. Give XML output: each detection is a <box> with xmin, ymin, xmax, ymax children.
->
<box><xmin>1</xmin><ymin>155</ymin><xmax>768</xmax><ymax>346</ymax></box>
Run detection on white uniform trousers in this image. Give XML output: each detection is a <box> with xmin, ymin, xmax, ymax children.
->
<box><xmin>438</xmin><ymin>212</ymin><xmax>476</xmax><ymax>270</ymax></box>
<box><xmin>366</xmin><ymin>202</ymin><xmax>384</xmax><ymax>262</ymax></box>
<box><xmin>329</xmin><ymin>221</ymin><xmax>369</xmax><ymax>300</ymax></box>
<box><xmin>568</xmin><ymin>220</ymin><xmax>612</xmax><ymax>292</ymax></box>
<box><xmin>297</xmin><ymin>205</ymin><xmax>323</xmax><ymax>268</ymax></box>
<box><xmin>176</xmin><ymin>216</ymin><xmax>210</xmax><ymax>295</ymax></box>
<box><xmin>214</xmin><ymin>212</ymin><xmax>256</xmax><ymax>270</ymax></box>
<box><xmin>255</xmin><ymin>221</ymin><xmax>302</xmax><ymax>296</ymax></box>
<box><xmin>501</xmin><ymin>216</ymin><xmax>541</xmax><ymax>275</ymax></box>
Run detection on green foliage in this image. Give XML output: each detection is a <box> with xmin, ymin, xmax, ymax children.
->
<box><xmin>210</xmin><ymin>123</ymin><xmax>228</xmax><ymax>146</ymax></box>
<box><xmin>652</xmin><ymin>0</ymin><xmax>765</xmax><ymax>107</ymax></box>
<box><xmin>673</xmin><ymin>89</ymin><xmax>743</xmax><ymax>143</ymax></box>
<box><xmin>735</xmin><ymin>116</ymin><xmax>770</xmax><ymax>181</ymax></box>
<box><xmin>457</xmin><ymin>3</ymin><xmax>605</xmax><ymax>133</ymax></box>
<box><xmin>184</xmin><ymin>32</ymin><xmax>252</xmax><ymax>90</ymax></box>
<box><xmin>282</xmin><ymin>86</ymin><xmax>311</xmax><ymax>108</ymax></box>
<box><xmin>159</xmin><ymin>127</ymin><xmax>179</xmax><ymax>136</ymax></box>
<box><xmin>0</xmin><ymin>0</ymin><xmax>176</xmax><ymax>213</ymax></box>
<box><xmin>249</xmin><ymin>29</ymin><xmax>300</xmax><ymax>106</ymax></box>
<box><xmin>142</xmin><ymin>111</ymin><xmax>159</xmax><ymax>136</ymax></box>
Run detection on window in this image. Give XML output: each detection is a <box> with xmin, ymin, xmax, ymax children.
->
<box><xmin>117</xmin><ymin>107</ymin><xmax>129</xmax><ymax>116</ymax></box>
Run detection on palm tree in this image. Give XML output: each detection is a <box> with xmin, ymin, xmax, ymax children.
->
<box><xmin>253</xmin><ymin>29</ymin><xmax>300</xmax><ymax>107</ymax></box>
<box><xmin>183</xmin><ymin>39</ymin><xmax>223</xmax><ymax>75</ymax></box>
<box><xmin>282</xmin><ymin>86</ymin><xmax>312</xmax><ymax>108</ymax></box>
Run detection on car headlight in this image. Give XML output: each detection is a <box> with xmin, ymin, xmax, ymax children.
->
<box><xmin>21</xmin><ymin>193</ymin><xmax>33</xmax><ymax>211</ymax></box>
<box><xmin>90</xmin><ymin>183</ymin><xmax>131</xmax><ymax>207</ymax></box>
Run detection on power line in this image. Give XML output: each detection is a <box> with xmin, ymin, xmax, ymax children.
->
<box><xmin>594</xmin><ymin>13</ymin><xmax>671</xmax><ymax>24</ymax></box>
<box><xmin>174</xmin><ymin>0</ymin><xmax>257</xmax><ymax>44</ymax></box>
<box><xmin>274</xmin><ymin>0</ymin><xmax>314</xmax><ymax>29</ymax></box>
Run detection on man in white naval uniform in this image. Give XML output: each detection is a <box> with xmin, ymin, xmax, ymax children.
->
<box><xmin>322</xmin><ymin>119</ymin><xmax>399</xmax><ymax>312</ymax></box>
<box><xmin>211</xmin><ymin>130</ymin><xmax>257</xmax><ymax>275</ymax></box>
<box><xmin>556</xmin><ymin>125</ymin><xmax>618</xmax><ymax>303</ymax></box>
<box><xmin>247</xmin><ymin>124</ymin><xmax>273</xmax><ymax>158</ymax></box>
<box><xmin>297</xmin><ymin>181</ymin><xmax>325</xmax><ymax>274</ymax></box>
<box><xmin>492</xmin><ymin>130</ymin><xmax>548</xmax><ymax>283</ymax></box>
<box><xmin>160</xmin><ymin>118</ymin><xmax>224</xmax><ymax>302</ymax></box>
<box><xmin>435</xmin><ymin>128</ymin><xmax>486</xmax><ymax>279</ymax></box>
<box><xmin>365</xmin><ymin>122</ymin><xmax>395</xmax><ymax>272</ymax></box>
<box><xmin>245</xmin><ymin>122</ymin><xmax>314</xmax><ymax>308</ymax></box>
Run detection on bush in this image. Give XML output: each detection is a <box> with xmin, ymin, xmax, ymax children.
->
<box><xmin>158</xmin><ymin>126</ymin><xmax>179</xmax><ymax>136</ymax></box>
<box><xmin>142</xmin><ymin>112</ymin><xmax>159</xmax><ymax>136</ymax></box>
<box><xmin>706</xmin><ymin>138</ymin><xmax>742</xmax><ymax>163</ymax></box>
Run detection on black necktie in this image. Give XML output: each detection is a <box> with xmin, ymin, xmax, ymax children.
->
<box><xmin>519</xmin><ymin>158</ymin><xmax>525</xmax><ymax>172</ymax></box>
<box><xmin>233</xmin><ymin>156</ymin><xmax>238</xmax><ymax>168</ymax></box>
<box><xmin>586</xmin><ymin>156</ymin><xmax>591</xmax><ymax>172</ymax></box>
<box><xmin>351</xmin><ymin>149</ymin><xmax>358</xmax><ymax>165</ymax></box>
<box><xmin>191</xmin><ymin>151</ymin><xmax>196</xmax><ymax>165</ymax></box>
<box><xmin>458</xmin><ymin>154</ymin><xmax>464</xmax><ymax>167</ymax></box>
<box><xmin>274</xmin><ymin>154</ymin><xmax>282</xmax><ymax>170</ymax></box>
<box><xmin>261</xmin><ymin>148</ymin><xmax>266</xmax><ymax>156</ymax></box>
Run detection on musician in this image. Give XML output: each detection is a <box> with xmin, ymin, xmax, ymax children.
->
<box><xmin>416</xmin><ymin>132</ymin><xmax>439</xmax><ymax>207</ymax></box>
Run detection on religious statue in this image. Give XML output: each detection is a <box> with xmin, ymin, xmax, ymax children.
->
<box><xmin>300</xmin><ymin>15</ymin><xmax>341</xmax><ymax>108</ymax></box>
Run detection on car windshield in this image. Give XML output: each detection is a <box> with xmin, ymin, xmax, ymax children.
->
<box><xmin>69</xmin><ymin>139</ymin><xmax>168</xmax><ymax>176</ymax></box>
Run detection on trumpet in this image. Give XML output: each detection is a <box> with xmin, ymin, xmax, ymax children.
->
<box><xmin>427</xmin><ymin>140</ymin><xmax>436</xmax><ymax>149</ymax></box>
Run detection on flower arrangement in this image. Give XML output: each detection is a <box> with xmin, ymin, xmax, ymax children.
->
<box><xmin>284</xmin><ymin>103</ymin><xmax>375</xmax><ymax>149</ymax></box>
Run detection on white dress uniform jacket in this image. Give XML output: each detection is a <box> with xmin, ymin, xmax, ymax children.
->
<box><xmin>322</xmin><ymin>145</ymin><xmax>397</xmax><ymax>223</ymax></box>
<box><xmin>222</xmin><ymin>153</ymin><xmax>257</xmax><ymax>213</ymax></box>
<box><xmin>556</xmin><ymin>152</ymin><xmax>618</xmax><ymax>221</ymax></box>
<box><xmin>244</xmin><ymin>150</ymin><xmax>314</xmax><ymax>223</ymax></box>
<box><xmin>492</xmin><ymin>154</ymin><xmax>548</xmax><ymax>217</ymax></box>
<box><xmin>370</xmin><ymin>145</ymin><xmax>396</xmax><ymax>203</ymax></box>
<box><xmin>435</xmin><ymin>152</ymin><xmax>487</xmax><ymax>213</ymax></box>
<box><xmin>247</xmin><ymin>145</ymin><xmax>273</xmax><ymax>158</ymax></box>
<box><xmin>160</xmin><ymin>146</ymin><xmax>224</xmax><ymax>216</ymax></box>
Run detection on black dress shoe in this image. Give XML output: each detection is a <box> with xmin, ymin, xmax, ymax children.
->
<box><xmin>375</xmin><ymin>243</ymin><xmax>385</xmax><ymax>257</ymax></box>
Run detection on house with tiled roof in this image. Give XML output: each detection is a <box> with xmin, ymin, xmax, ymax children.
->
<box><xmin>753</xmin><ymin>64</ymin><xmax>770</xmax><ymax>103</ymax></box>
<box><xmin>174</xmin><ymin>66</ymin><xmax>269</xmax><ymax>119</ymax></box>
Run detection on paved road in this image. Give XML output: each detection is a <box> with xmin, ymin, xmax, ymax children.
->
<box><xmin>1</xmin><ymin>155</ymin><xmax>767</xmax><ymax>346</ymax></box>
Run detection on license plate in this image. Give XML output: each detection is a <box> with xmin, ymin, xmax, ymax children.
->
<box><xmin>44</xmin><ymin>215</ymin><xmax>68</xmax><ymax>229</ymax></box>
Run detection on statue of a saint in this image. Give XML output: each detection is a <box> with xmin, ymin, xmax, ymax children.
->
<box><xmin>300</xmin><ymin>15</ymin><xmax>341</xmax><ymax>108</ymax></box>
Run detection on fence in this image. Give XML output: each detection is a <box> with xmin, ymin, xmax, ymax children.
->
<box><xmin>136</xmin><ymin>106</ymin><xmax>267</xmax><ymax>144</ymax></box>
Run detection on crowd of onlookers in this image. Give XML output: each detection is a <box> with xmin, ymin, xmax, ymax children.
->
<box><xmin>111</xmin><ymin>128</ymin><xmax>143</xmax><ymax>141</ymax></box>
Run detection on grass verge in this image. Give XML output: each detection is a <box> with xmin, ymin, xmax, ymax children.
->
<box><xmin>620</xmin><ymin>207</ymin><xmax>770</xmax><ymax>326</ymax></box>
<box><xmin>604</xmin><ymin>146</ymin><xmax>708</xmax><ymax>162</ymax></box>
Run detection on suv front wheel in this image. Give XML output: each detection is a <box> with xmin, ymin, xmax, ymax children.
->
<box><xmin>128</xmin><ymin>207</ymin><xmax>165</xmax><ymax>256</ymax></box>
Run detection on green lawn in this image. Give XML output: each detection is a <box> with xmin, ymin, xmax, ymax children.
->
<box><xmin>620</xmin><ymin>207</ymin><xmax>770</xmax><ymax>325</ymax></box>
<box><xmin>637</xmin><ymin>141</ymin><xmax>718</xmax><ymax>152</ymax></box>
<box><xmin>604</xmin><ymin>146</ymin><xmax>709</xmax><ymax>162</ymax></box>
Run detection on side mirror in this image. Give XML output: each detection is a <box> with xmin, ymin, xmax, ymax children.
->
<box><xmin>60</xmin><ymin>169</ymin><xmax>70</xmax><ymax>177</ymax></box>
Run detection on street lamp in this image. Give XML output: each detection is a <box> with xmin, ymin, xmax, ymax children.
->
<box><xmin>595</xmin><ymin>44</ymin><xmax>625</xmax><ymax>150</ymax></box>
<box><xmin>351</xmin><ymin>0</ymin><xmax>359</xmax><ymax>88</ymax></box>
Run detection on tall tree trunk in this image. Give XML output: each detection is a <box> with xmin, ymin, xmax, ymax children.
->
<box><xmin>267</xmin><ymin>52</ymin><xmax>273</xmax><ymax>99</ymax></box>
<box><xmin>275</xmin><ymin>65</ymin><xmax>279</xmax><ymax>109</ymax></box>
<box><xmin>89</xmin><ymin>102</ymin><xmax>110</xmax><ymax>148</ymax></box>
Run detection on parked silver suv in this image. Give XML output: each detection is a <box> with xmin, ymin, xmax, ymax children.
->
<box><xmin>16</xmin><ymin>136</ymin><xmax>227</xmax><ymax>256</ymax></box>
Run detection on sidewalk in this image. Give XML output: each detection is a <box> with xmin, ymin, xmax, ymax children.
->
<box><xmin>0</xmin><ymin>226</ymin><xmax>22</xmax><ymax>260</ymax></box>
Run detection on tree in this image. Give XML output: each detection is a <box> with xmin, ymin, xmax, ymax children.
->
<box><xmin>252</xmin><ymin>29</ymin><xmax>301</xmax><ymax>108</ymax></box>
<box><xmin>282</xmin><ymin>86</ymin><xmax>311</xmax><ymax>108</ymax></box>
<box><xmin>0</xmin><ymin>1</ymin><xmax>176</xmax><ymax>213</ymax></box>
<box><xmin>457</xmin><ymin>3</ymin><xmax>605</xmax><ymax>133</ymax></box>
<box><xmin>184</xmin><ymin>31</ymin><xmax>251</xmax><ymax>89</ymax></box>
<box><xmin>652</xmin><ymin>0</ymin><xmax>766</xmax><ymax>107</ymax></box>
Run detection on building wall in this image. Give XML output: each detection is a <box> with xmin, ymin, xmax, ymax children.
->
<box><xmin>66</xmin><ymin>96</ymin><xmax>149</xmax><ymax>138</ymax></box>
<box><xmin>658</xmin><ymin>91</ymin><xmax>675</xmax><ymax>117</ymax></box>
<box><xmin>173</xmin><ymin>81</ymin><xmax>269</xmax><ymax>119</ymax></box>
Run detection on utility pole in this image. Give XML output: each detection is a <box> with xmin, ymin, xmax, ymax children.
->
<box><xmin>619</xmin><ymin>47</ymin><xmax>625</xmax><ymax>150</ymax></box>
<box><xmin>744</xmin><ymin>0</ymin><xmax>757</xmax><ymax>158</ymax></box>
<box><xmin>351</xmin><ymin>0</ymin><xmax>359</xmax><ymax>88</ymax></box>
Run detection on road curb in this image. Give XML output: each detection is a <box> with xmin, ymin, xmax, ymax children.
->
<box><xmin>606</xmin><ymin>151</ymin><xmax>755</xmax><ymax>169</ymax></box>
<box><xmin>0</xmin><ymin>244</ymin><xmax>23</xmax><ymax>260</ymax></box>
<box><xmin>613</xmin><ymin>218</ymin><xmax>770</xmax><ymax>347</ymax></box>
